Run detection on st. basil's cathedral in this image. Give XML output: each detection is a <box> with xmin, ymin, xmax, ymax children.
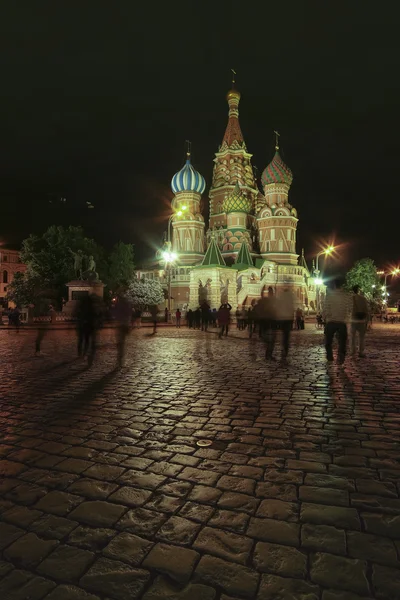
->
<box><xmin>138</xmin><ymin>83</ymin><xmax>321</xmax><ymax>313</ymax></box>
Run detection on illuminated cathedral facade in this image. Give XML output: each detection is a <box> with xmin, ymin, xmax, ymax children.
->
<box><xmin>138</xmin><ymin>84</ymin><xmax>321</xmax><ymax>313</ymax></box>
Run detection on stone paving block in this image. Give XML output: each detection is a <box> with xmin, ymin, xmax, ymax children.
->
<box><xmin>247</xmin><ymin>517</ymin><xmax>300</xmax><ymax>546</ymax></box>
<box><xmin>194</xmin><ymin>554</ymin><xmax>259</xmax><ymax>599</ymax></box>
<box><xmin>103</xmin><ymin>532</ymin><xmax>153</xmax><ymax>565</ymax></box>
<box><xmin>5</xmin><ymin>482</ymin><xmax>48</xmax><ymax>506</ymax></box>
<box><xmin>189</xmin><ymin>485</ymin><xmax>223</xmax><ymax>504</ymax></box>
<box><xmin>145</xmin><ymin>492</ymin><xmax>184</xmax><ymax>514</ymax></box>
<box><xmin>286</xmin><ymin>459</ymin><xmax>326</xmax><ymax>473</ymax></box>
<box><xmin>67</xmin><ymin>478</ymin><xmax>119</xmax><ymax>500</ymax></box>
<box><xmin>299</xmin><ymin>485</ymin><xmax>349</xmax><ymax>506</ymax></box>
<box><xmin>0</xmin><ymin>522</ymin><xmax>25</xmax><ymax>551</ymax></box>
<box><xmin>2</xmin><ymin>505</ymin><xmax>42</xmax><ymax>527</ymax></box>
<box><xmin>37</xmin><ymin>544</ymin><xmax>94</xmax><ymax>582</ymax></box>
<box><xmin>347</xmin><ymin>530</ymin><xmax>399</xmax><ymax>566</ymax></box>
<box><xmin>253</xmin><ymin>541</ymin><xmax>307</xmax><ymax>578</ymax></box>
<box><xmin>263</xmin><ymin>468</ymin><xmax>304</xmax><ymax>484</ymax></box>
<box><xmin>193</xmin><ymin>526</ymin><xmax>253</xmax><ymax>565</ymax></box>
<box><xmin>0</xmin><ymin>559</ymin><xmax>13</xmax><ymax>578</ymax></box>
<box><xmin>143</xmin><ymin>542</ymin><xmax>199</xmax><ymax>583</ymax></box>
<box><xmin>80</xmin><ymin>557</ymin><xmax>150</xmax><ymax>600</ymax></box>
<box><xmin>321</xmin><ymin>591</ymin><xmax>372</xmax><ymax>600</ymax></box>
<box><xmin>108</xmin><ymin>485</ymin><xmax>152</xmax><ymax>507</ymax></box>
<box><xmin>68</xmin><ymin>526</ymin><xmax>116</xmax><ymax>551</ymax></box>
<box><xmin>143</xmin><ymin>575</ymin><xmax>216</xmax><ymax>599</ymax></box>
<box><xmin>301</xmin><ymin>523</ymin><xmax>346</xmax><ymax>555</ymax></box>
<box><xmin>0</xmin><ymin>569</ymin><xmax>56</xmax><ymax>600</ymax></box>
<box><xmin>179</xmin><ymin>501</ymin><xmax>215</xmax><ymax>523</ymax></box>
<box><xmin>304</xmin><ymin>473</ymin><xmax>356</xmax><ymax>490</ymax></box>
<box><xmin>45</xmin><ymin>584</ymin><xmax>101</xmax><ymax>600</ymax></box>
<box><xmin>53</xmin><ymin>458</ymin><xmax>93</xmax><ymax>474</ymax></box>
<box><xmin>30</xmin><ymin>514</ymin><xmax>79</xmax><ymax>539</ymax></box>
<box><xmin>216</xmin><ymin>475</ymin><xmax>255</xmax><ymax>495</ymax></box>
<box><xmin>34</xmin><ymin>490</ymin><xmax>83</xmax><ymax>516</ymax></box>
<box><xmin>356</xmin><ymin>478</ymin><xmax>398</xmax><ymax>498</ymax></box>
<box><xmin>157</xmin><ymin>515</ymin><xmax>201</xmax><ymax>545</ymax></box>
<box><xmin>208</xmin><ymin>509</ymin><xmax>249</xmax><ymax>532</ymax></box>
<box><xmin>310</xmin><ymin>552</ymin><xmax>369</xmax><ymax>596</ymax></box>
<box><xmin>4</xmin><ymin>532</ymin><xmax>58</xmax><ymax>569</ymax></box>
<box><xmin>255</xmin><ymin>482</ymin><xmax>298</xmax><ymax>501</ymax></box>
<box><xmin>362</xmin><ymin>512</ymin><xmax>400</xmax><ymax>539</ymax></box>
<box><xmin>178</xmin><ymin>466</ymin><xmax>220</xmax><ymax>486</ymax></box>
<box><xmin>119</xmin><ymin>469</ymin><xmax>167</xmax><ymax>489</ymax></box>
<box><xmin>0</xmin><ymin>459</ymin><xmax>27</xmax><ymax>477</ymax></box>
<box><xmin>257</xmin><ymin>573</ymin><xmax>320</xmax><ymax>600</ymax></box>
<box><xmin>117</xmin><ymin>507</ymin><xmax>167</xmax><ymax>536</ymax></box>
<box><xmin>372</xmin><ymin>563</ymin><xmax>400</xmax><ymax>599</ymax></box>
<box><xmin>69</xmin><ymin>500</ymin><xmax>126</xmax><ymax>527</ymax></box>
<box><xmin>256</xmin><ymin>498</ymin><xmax>298</xmax><ymax>521</ymax></box>
<box><xmin>301</xmin><ymin>502</ymin><xmax>361</xmax><ymax>530</ymax></box>
<box><xmin>218</xmin><ymin>491</ymin><xmax>259</xmax><ymax>514</ymax></box>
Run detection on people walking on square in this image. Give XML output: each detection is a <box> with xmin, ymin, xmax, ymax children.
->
<box><xmin>75</xmin><ymin>294</ymin><xmax>101</xmax><ymax>366</ymax></box>
<box><xmin>323</xmin><ymin>279</ymin><xmax>352</xmax><ymax>364</ymax></box>
<box><xmin>295</xmin><ymin>307</ymin><xmax>303</xmax><ymax>330</ymax></box>
<box><xmin>164</xmin><ymin>307</ymin><xmax>168</xmax><ymax>323</ymax></box>
<box><xmin>200</xmin><ymin>301</ymin><xmax>210</xmax><ymax>331</ymax></box>
<box><xmin>187</xmin><ymin>309</ymin><xmax>194</xmax><ymax>328</ymax></box>
<box><xmin>9</xmin><ymin>307</ymin><xmax>21</xmax><ymax>332</ymax></box>
<box><xmin>257</xmin><ymin>288</ymin><xmax>277</xmax><ymax>360</ymax></box>
<box><xmin>175</xmin><ymin>308</ymin><xmax>181</xmax><ymax>328</ymax></box>
<box><xmin>115</xmin><ymin>295</ymin><xmax>132</xmax><ymax>367</ymax></box>
<box><xmin>150</xmin><ymin>305</ymin><xmax>158</xmax><ymax>334</ymax></box>
<box><xmin>211</xmin><ymin>308</ymin><xmax>217</xmax><ymax>327</ymax></box>
<box><xmin>351</xmin><ymin>285</ymin><xmax>369</xmax><ymax>358</ymax></box>
<box><xmin>277</xmin><ymin>288</ymin><xmax>295</xmax><ymax>360</ymax></box>
<box><xmin>218</xmin><ymin>302</ymin><xmax>232</xmax><ymax>338</ymax></box>
<box><xmin>194</xmin><ymin>307</ymin><xmax>201</xmax><ymax>329</ymax></box>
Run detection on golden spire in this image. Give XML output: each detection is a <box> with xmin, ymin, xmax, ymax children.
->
<box><xmin>185</xmin><ymin>139</ymin><xmax>191</xmax><ymax>160</ymax></box>
<box><xmin>231</xmin><ymin>68</ymin><xmax>236</xmax><ymax>85</ymax></box>
<box><xmin>274</xmin><ymin>130</ymin><xmax>280</xmax><ymax>151</ymax></box>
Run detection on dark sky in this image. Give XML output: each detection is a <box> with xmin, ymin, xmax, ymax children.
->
<box><xmin>1</xmin><ymin>1</ymin><xmax>399</xmax><ymax>272</ymax></box>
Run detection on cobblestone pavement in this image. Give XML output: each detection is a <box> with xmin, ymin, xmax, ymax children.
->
<box><xmin>1</xmin><ymin>324</ymin><xmax>400</xmax><ymax>600</ymax></box>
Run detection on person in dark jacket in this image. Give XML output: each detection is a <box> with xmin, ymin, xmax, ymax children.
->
<box><xmin>218</xmin><ymin>303</ymin><xmax>232</xmax><ymax>338</ymax></box>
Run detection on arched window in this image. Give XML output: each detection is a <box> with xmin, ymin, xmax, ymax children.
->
<box><xmin>3</xmin><ymin>270</ymin><xmax>8</xmax><ymax>284</ymax></box>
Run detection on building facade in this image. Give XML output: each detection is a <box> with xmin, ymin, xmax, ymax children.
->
<box><xmin>0</xmin><ymin>249</ymin><xmax>27</xmax><ymax>306</ymax></box>
<box><xmin>138</xmin><ymin>85</ymin><xmax>322</xmax><ymax>314</ymax></box>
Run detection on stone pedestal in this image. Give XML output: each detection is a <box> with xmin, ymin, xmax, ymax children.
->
<box><xmin>64</xmin><ymin>280</ymin><xmax>105</xmax><ymax>315</ymax></box>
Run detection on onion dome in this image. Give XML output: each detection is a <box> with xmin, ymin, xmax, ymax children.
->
<box><xmin>223</xmin><ymin>182</ymin><xmax>252</xmax><ymax>213</ymax></box>
<box><xmin>171</xmin><ymin>154</ymin><xmax>206</xmax><ymax>195</ymax></box>
<box><xmin>261</xmin><ymin>150</ymin><xmax>293</xmax><ymax>188</ymax></box>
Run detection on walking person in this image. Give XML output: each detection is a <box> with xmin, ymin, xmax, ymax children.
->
<box><xmin>277</xmin><ymin>288</ymin><xmax>295</xmax><ymax>361</ymax></box>
<box><xmin>194</xmin><ymin>307</ymin><xmax>201</xmax><ymax>329</ymax></box>
<box><xmin>323</xmin><ymin>279</ymin><xmax>352</xmax><ymax>364</ymax></box>
<box><xmin>295</xmin><ymin>307</ymin><xmax>303</xmax><ymax>330</ymax></box>
<box><xmin>351</xmin><ymin>285</ymin><xmax>369</xmax><ymax>358</ymax></box>
<box><xmin>187</xmin><ymin>309</ymin><xmax>194</xmax><ymax>328</ymax></box>
<box><xmin>115</xmin><ymin>295</ymin><xmax>132</xmax><ymax>367</ymax></box>
<box><xmin>75</xmin><ymin>294</ymin><xmax>101</xmax><ymax>366</ymax></box>
<box><xmin>257</xmin><ymin>289</ymin><xmax>277</xmax><ymax>360</ymax></box>
<box><xmin>175</xmin><ymin>308</ymin><xmax>181</xmax><ymax>328</ymax></box>
<box><xmin>200</xmin><ymin>301</ymin><xmax>210</xmax><ymax>331</ymax></box>
<box><xmin>218</xmin><ymin>302</ymin><xmax>232</xmax><ymax>338</ymax></box>
<box><xmin>150</xmin><ymin>305</ymin><xmax>158</xmax><ymax>334</ymax></box>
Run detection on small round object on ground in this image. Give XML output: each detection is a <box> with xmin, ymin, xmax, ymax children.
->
<box><xmin>196</xmin><ymin>439</ymin><xmax>213</xmax><ymax>447</ymax></box>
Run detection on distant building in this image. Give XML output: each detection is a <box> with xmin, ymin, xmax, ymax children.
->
<box><xmin>0</xmin><ymin>249</ymin><xmax>27</xmax><ymax>307</ymax></box>
<box><xmin>138</xmin><ymin>84</ymin><xmax>325</xmax><ymax>313</ymax></box>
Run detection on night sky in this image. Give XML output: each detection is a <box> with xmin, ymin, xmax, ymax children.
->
<box><xmin>1</xmin><ymin>2</ymin><xmax>398</xmax><ymax>272</ymax></box>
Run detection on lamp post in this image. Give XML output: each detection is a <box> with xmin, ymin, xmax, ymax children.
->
<box><xmin>162</xmin><ymin>205</ymin><xmax>187</xmax><ymax>322</ymax></box>
<box><xmin>377</xmin><ymin>268</ymin><xmax>399</xmax><ymax>311</ymax></box>
<box><xmin>314</xmin><ymin>246</ymin><xmax>334</xmax><ymax>312</ymax></box>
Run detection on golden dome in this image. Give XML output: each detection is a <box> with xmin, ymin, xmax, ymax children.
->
<box><xmin>226</xmin><ymin>88</ymin><xmax>241</xmax><ymax>102</ymax></box>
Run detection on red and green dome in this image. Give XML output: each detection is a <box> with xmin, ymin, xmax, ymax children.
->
<box><xmin>223</xmin><ymin>182</ymin><xmax>252</xmax><ymax>213</ymax></box>
<box><xmin>261</xmin><ymin>151</ymin><xmax>293</xmax><ymax>187</ymax></box>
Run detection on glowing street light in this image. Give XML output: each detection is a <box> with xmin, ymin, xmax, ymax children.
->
<box><xmin>315</xmin><ymin>245</ymin><xmax>335</xmax><ymax>312</ymax></box>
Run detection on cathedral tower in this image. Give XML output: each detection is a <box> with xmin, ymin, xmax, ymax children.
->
<box><xmin>257</xmin><ymin>136</ymin><xmax>299</xmax><ymax>265</ymax></box>
<box><xmin>170</xmin><ymin>149</ymin><xmax>206</xmax><ymax>265</ymax></box>
<box><xmin>208</xmin><ymin>77</ymin><xmax>259</xmax><ymax>260</ymax></box>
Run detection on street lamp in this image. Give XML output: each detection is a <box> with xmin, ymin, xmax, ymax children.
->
<box><xmin>377</xmin><ymin>268</ymin><xmax>400</xmax><ymax>312</ymax></box>
<box><xmin>163</xmin><ymin>205</ymin><xmax>188</xmax><ymax>322</ymax></box>
<box><xmin>314</xmin><ymin>246</ymin><xmax>334</xmax><ymax>311</ymax></box>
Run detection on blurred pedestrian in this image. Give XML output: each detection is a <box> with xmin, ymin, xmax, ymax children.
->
<box><xmin>218</xmin><ymin>302</ymin><xmax>232</xmax><ymax>338</ymax></box>
<box><xmin>164</xmin><ymin>307</ymin><xmax>168</xmax><ymax>323</ymax></box>
<box><xmin>351</xmin><ymin>285</ymin><xmax>369</xmax><ymax>358</ymax></box>
<box><xmin>201</xmin><ymin>301</ymin><xmax>210</xmax><ymax>331</ymax></box>
<box><xmin>323</xmin><ymin>279</ymin><xmax>352</xmax><ymax>364</ymax></box>
<box><xmin>187</xmin><ymin>309</ymin><xmax>194</xmax><ymax>328</ymax></box>
<box><xmin>295</xmin><ymin>307</ymin><xmax>303</xmax><ymax>330</ymax></box>
<box><xmin>277</xmin><ymin>288</ymin><xmax>294</xmax><ymax>360</ymax></box>
<box><xmin>75</xmin><ymin>294</ymin><xmax>101</xmax><ymax>366</ymax></box>
<box><xmin>150</xmin><ymin>305</ymin><xmax>158</xmax><ymax>334</ymax></box>
<box><xmin>258</xmin><ymin>289</ymin><xmax>277</xmax><ymax>360</ymax></box>
<box><xmin>175</xmin><ymin>308</ymin><xmax>181</xmax><ymax>328</ymax></box>
<box><xmin>194</xmin><ymin>307</ymin><xmax>201</xmax><ymax>329</ymax></box>
<box><xmin>115</xmin><ymin>295</ymin><xmax>133</xmax><ymax>367</ymax></box>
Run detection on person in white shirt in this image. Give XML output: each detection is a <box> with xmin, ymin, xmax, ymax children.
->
<box><xmin>323</xmin><ymin>279</ymin><xmax>352</xmax><ymax>364</ymax></box>
<box><xmin>351</xmin><ymin>285</ymin><xmax>369</xmax><ymax>358</ymax></box>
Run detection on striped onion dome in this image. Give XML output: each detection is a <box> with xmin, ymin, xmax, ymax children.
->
<box><xmin>171</xmin><ymin>155</ymin><xmax>206</xmax><ymax>194</ymax></box>
<box><xmin>223</xmin><ymin>182</ymin><xmax>252</xmax><ymax>214</ymax></box>
<box><xmin>261</xmin><ymin>150</ymin><xmax>293</xmax><ymax>187</ymax></box>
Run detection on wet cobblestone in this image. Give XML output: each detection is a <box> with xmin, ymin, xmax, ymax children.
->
<box><xmin>1</xmin><ymin>324</ymin><xmax>400</xmax><ymax>599</ymax></box>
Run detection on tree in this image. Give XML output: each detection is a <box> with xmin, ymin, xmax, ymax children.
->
<box><xmin>345</xmin><ymin>258</ymin><xmax>380</xmax><ymax>300</ymax></box>
<box><xmin>126</xmin><ymin>277</ymin><xmax>164</xmax><ymax>311</ymax></box>
<box><xmin>107</xmin><ymin>242</ymin><xmax>135</xmax><ymax>293</ymax></box>
<box><xmin>6</xmin><ymin>272</ymin><xmax>53</xmax><ymax>312</ymax></box>
<box><xmin>20</xmin><ymin>226</ymin><xmax>106</xmax><ymax>307</ymax></box>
